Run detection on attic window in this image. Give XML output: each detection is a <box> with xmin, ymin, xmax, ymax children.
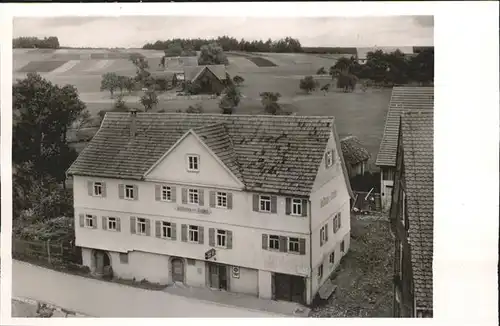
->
<box><xmin>187</xmin><ymin>154</ymin><xmax>200</xmax><ymax>172</ymax></box>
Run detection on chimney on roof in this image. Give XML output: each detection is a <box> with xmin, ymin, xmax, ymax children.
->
<box><xmin>130</xmin><ymin>108</ymin><xmax>137</xmax><ymax>137</ymax></box>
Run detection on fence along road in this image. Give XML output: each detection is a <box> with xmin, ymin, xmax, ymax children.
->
<box><xmin>13</xmin><ymin>260</ymin><xmax>284</xmax><ymax>317</ymax></box>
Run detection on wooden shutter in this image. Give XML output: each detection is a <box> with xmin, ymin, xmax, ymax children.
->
<box><xmin>252</xmin><ymin>194</ymin><xmax>259</xmax><ymax>211</ymax></box>
<box><xmin>92</xmin><ymin>216</ymin><xmax>97</xmax><ymax>229</ymax></box>
<box><xmin>279</xmin><ymin>236</ymin><xmax>287</xmax><ymax>252</ymax></box>
<box><xmin>209</xmin><ymin>191</ymin><xmax>216</xmax><ymax>207</ymax></box>
<box><xmin>181</xmin><ymin>224</ymin><xmax>187</xmax><ymax>242</ymax></box>
<box><xmin>79</xmin><ymin>214</ymin><xmax>84</xmax><ymax>227</ymax></box>
<box><xmin>227</xmin><ymin>231</ymin><xmax>233</xmax><ymax>249</ymax></box>
<box><xmin>87</xmin><ymin>181</ymin><xmax>93</xmax><ymax>196</ymax></box>
<box><xmin>171</xmin><ymin>186</ymin><xmax>177</xmax><ymax>202</ymax></box>
<box><xmin>145</xmin><ymin>219</ymin><xmax>151</xmax><ymax>236</ymax></box>
<box><xmin>155</xmin><ymin>185</ymin><xmax>161</xmax><ymax>201</ymax></box>
<box><xmin>116</xmin><ymin>218</ymin><xmax>121</xmax><ymax>232</ymax></box>
<box><xmin>182</xmin><ymin>188</ymin><xmax>187</xmax><ymax>204</ymax></box>
<box><xmin>102</xmin><ymin>182</ymin><xmax>107</xmax><ymax>197</ymax></box>
<box><xmin>198</xmin><ymin>189</ymin><xmax>204</xmax><ymax>206</ymax></box>
<box><xmin>324</xmin><ymin>152</ymin><xmax>329</xmax><ymax>168</ymax></box>
<box><xmin>119</xmin><ymin>184</ymin><xmax>125</xmax><ymax>199</ymax></box>
<box><xmin>338</xmin><ymin>213</ymin><xmax>342</xmax><ymax>229</ymax></box>
<box><xmin>102</xmin><ymin>217</ymin><xmax>107</xmax><ymax>230</ymax></box>
<box><xmin>133</xmin><ymin>185</ymin><xmax>139</xmax><ymax>201</ymax></box>
<box><xmin>130</xmin><ymin>217</ymin><xmax>136</xmax><ymax>234</ymax></box>
<box><xmin>262</xmin><ymin>234</ymin><xmax>268</xmax><ymax>250</ymax></box>
<box><xmin>227</xmin><ymin>193</ymin><xmax>233</xmax><ymax>209</ymax></box>
<box><xmin>270</xmin><ymin>196</ymin><xmax>277</xmax><ymax>213</ymax></box>
<box><xmin>209</xmin><ymin>228</ymin><xmax>215</xmax><ymax>246</ymax></box>
<box><xmin>325</xmin><ymin>223</ymin><xmax>329</xmax><ymax>242</ymax></box>
<box><xmin>320</xmin><ymin>229</ymin><xmax>324</xmax><ymax>247</ymax></box>
<box><xmin>299</xmin><ymin>238</ymin><xmax>306</xmax><ymax>255</ymax></box>
<box><xmin>155</xmin><ymin>221</ymin><xmax>161</xmax><ymax>238</ymax></box>
<box><xmin>302</xmin><ymin>199</ymin><xmax>308</xmax><ymax>217</ymax></box>
<box><xmin>285</xmin><ymin>198</ymin><xmax>291</xmax><ymax>215</ymax></box>
<box><xmin>199</xmin><ymin>226</ymin><xmax>204</xmax><ymax>244</ymax></box>
<box><xmin>171</xmin><ymin>223</ymin><xmax>177</xmax><ymax>240</ymax></box>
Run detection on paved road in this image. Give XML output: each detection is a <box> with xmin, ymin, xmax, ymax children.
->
<box><xmin>13</xmin><ymin>260</ymin><xmax>283</xmax><ymax>317</ymax></box>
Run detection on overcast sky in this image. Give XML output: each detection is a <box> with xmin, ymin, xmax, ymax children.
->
<box><xmin>13</xmin><ymin>16</ymin><xmax>434</xmax><ymax>48</ymax></box>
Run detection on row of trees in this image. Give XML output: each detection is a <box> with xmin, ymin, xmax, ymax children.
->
<box><xmin>13</xmin><ymin>36</ymin><xmax>60</xmax><ymax>49</ymax></box>
<box><xmin>322</xmin><ymin>48</ymin><xmax>434</xmax><ymax>87</ymax></box>
<box><xmin>144</xmin><ymin>36</ymin><xmax>303</xmax><ymax>53</ymax></box>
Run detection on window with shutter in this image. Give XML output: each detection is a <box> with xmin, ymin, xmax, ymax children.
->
<box><xmin>269</xmin><ymin>235</ymin><xmax>280</xmax><ymax>250</ymax></box>
<box><xmin>84</xmin><ymin>214</ymin><xmax>94</xmax><ymax>228</ymax></box>
<box><xmin>288</xmin><ymin>237</ymin><xmax>300</xmax><ymax>253</ymax></box>
<box><xmin>291</xmin><ymin>198</ymin><xmax>302</xmax><ymax>216</ymax></box>
<box><xmin>136</xmin><ymin>218</ymin><xmax>147</xmax><ymax>235</ymax></box>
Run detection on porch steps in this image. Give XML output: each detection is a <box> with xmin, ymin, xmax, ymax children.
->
<box><xmin>318</xmin><ymin>279</ymin><xmax>337</xmax><ymax>300</ymax></box>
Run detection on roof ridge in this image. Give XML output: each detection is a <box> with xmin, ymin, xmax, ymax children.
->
<box><xmin>105</xmin><ymin>112</ymin><xmax>336</xmax><ymax>120</ymax></box>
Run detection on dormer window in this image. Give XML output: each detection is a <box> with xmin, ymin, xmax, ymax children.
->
<box><xmin>187</xmin><ymin>154</ymin><xmax>200</xmax><ymax>172</ymax></box>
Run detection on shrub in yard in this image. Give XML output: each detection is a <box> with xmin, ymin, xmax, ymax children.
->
<box><xmin>233</xmin><ymin>75</ymin><xmax>245</xmax><ymax>85</ymax></box>
<box><xmin>186</xmin><ymin>103</ymin><xmax>204</xmax><ymax>114</ymax></box>
<box><xmin>299</xmin><ymin>76</ymin><xmax>319</xmax><ymax>94</ymax></box>
<box><xmin>316</xmin><ymin>67</ymin><xmax>327</xmax><ymax>75</ymax></box>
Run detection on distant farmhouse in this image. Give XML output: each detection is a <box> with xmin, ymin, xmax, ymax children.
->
<box><xmin>183</xmin><ymin>65</ymin><xmax>229</xmax><ymax>95</ymax></box>
<box><xmin>390</xmin><ymin>110</ymin><xmax>434</xmax><ymax>318</ymax></box>
<box><xmin>340</xmin><ymin>136</ymin><xmax>371</xmax><ymax>178</ymax></box>
<box><xmin>376</xmin><ymin>86</ymin><xmax>434</xmax><ymax>211</ymax></box>
<box><xmin>355</xmin><ymin>46</ymin><xmax>415</xmax><ymax>65</ymax></box>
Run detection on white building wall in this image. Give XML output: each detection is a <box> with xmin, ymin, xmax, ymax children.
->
<box><xmin>309</xmin><ymin>131</ymin><xmax>351</xmax><ymax>296</ymax></box>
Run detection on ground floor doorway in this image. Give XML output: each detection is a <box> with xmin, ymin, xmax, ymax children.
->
<box><xmin>207</xmin><ymin>262</ymin><xmax>229</xmax><ymax>291</ymax></box>
<box><xmin>171</xmin><ymin>257</ymin><xmax>185</xmax><ymax>283</ymax></box>
<box><xmin>273</xmin><ymin>273</ymin><xmax>306</xmax><ymax>304</ymax></box>
<box><xmin>92</xmin><ymin>249</ymin><xmax>111</xmax><ymax>277</ymax></box>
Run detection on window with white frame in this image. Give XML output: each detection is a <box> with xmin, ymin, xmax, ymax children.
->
<box><xmin>318</xmin><ymin>264</ymin><xmax>323</xmax><ymax>279</ymax></box>
<box><xmin>329</xmin><ymin>252</ymin><xmax>335</xmax><ymax>264</ymax></box>
<box><xmin>187</xmin><ymin>154</ymin><xmax>200</xmax><ymax>172</ymax></box>
<box><xmin>125</xmin><ymin>185</ymin><xmax>135</xmax><ymax>199</ymax></box>
<box><xmin>188</xmin><ymin>188</ymin><xmax>199</xmax><ymax>205</ymax></box>
<box><xmin>333</xmin><ymin>212</ymin><xmax>342</xmax><ymax>233</ymax></box>
<box><xmin>162</xmin><ymin>222</ymin><xmax>172</xmax><ymax>239</ymax></box>
<box><xmin>259</xmin><ymin>195</ymin><xmax>271</xmax><ymax>212</ymax></box>
<box><xmin>326</xmin><ymin>150</ymin><xmax>333</xmax><ymax>167</ymax></box>
<box><xmin>107</xmin><ymin>217</ymin><xmax>117</xmax><ymax>230</ymax></box>
<box><xmin>288</xmin><ymin>237</ymin><xmax>300</xmax><ymax>253</ymax></box>
<box><xmin>216</xmin><ymin>229</ymin><xmax>227</xmax><ymax>248</ymax></box>
<box><xmin>188</xmin><ymin>225</ymin><xmax>199</xmax><ymax>242</ymax></box>
<box><xmin>161</xmin><ymin>186</ymin><xmax>172</xmax><ymax>202</ymax></box>
<box><xmin>320</xmin><ymin>225</ymin><xmax>327</xmax><ymax>243</ymax></box>
<box><xmin>85</xmin><ymin>214</ymin><xmax>94</xmax><ymax>228</ymax></box>
<box><xmin>269</xmin><ymin>235</ymin><xmax>280</xmax><ymax>250</ymax></box>
<box><xmin>291</xmin><ymin>199</ymin><xmax>302</xmax><ymax>216</ymax></box>
<box><xmin>136</xmin><ymin>218</ymin><xmax>147</xmax><ymax>235</ymax></box>
<box><xmin>216</xmin><ymin>192</ymin><xmax>228</xmax><ymax>208</ymax></box>
<box><xmin>93</xmin><ymin>182</ymin><xmax>103</xmax><ymax>196</ymax></box>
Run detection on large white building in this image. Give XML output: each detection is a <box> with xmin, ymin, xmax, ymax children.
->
<box><xmin>67</xmin><ymin>112</ymin><xmax>353</xmax><ymax>305</ymax></box>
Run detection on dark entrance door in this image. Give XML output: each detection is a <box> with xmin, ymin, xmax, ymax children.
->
<box><xmin>208</xmin><ymin>263</ymin><xmax>228</xmax><ymax>290</ymax></box>
<box><xmin>171</xmin><ymin>258</ymin><xmax>184</xmax><ymax>283</ymax></box>
<box><xmin>274</xmin><ymin>273</ymin><xmax>305</xmax><ymax>304</ymax></box>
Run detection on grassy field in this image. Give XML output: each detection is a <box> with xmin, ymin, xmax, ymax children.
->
<box><xmin>13</xmin><ymin>48</ymin><xmax>391</xmax><ymax>169</ymax></box>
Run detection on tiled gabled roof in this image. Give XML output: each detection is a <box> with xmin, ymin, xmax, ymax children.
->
<box><xmin>192</xmin><ymin>122</ymin><xmax>243</xmax><ymax>182</ymax></box>
<box><xmin>67</xmin><ymin>113</ymin><xmax>353</xmax><ymax>197</ymax></box>
<box><xmin>401</xmin><ymin>110</ymin><xmax>434</xmax><ymax>310</ymax></box>
<box><xmin>184</xmin><ymin>65</ymin><xmax>227</xmax><ymax>82</ymax></box>
<box><xmin>340</xmin><ymin>135</ymin><xmax>371</xmax><ymax>165</ymax></box>
<box><xmin>376</xmin><ymin>87</ymin><xmax>434</xmax><ymax>167</ymax></box>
